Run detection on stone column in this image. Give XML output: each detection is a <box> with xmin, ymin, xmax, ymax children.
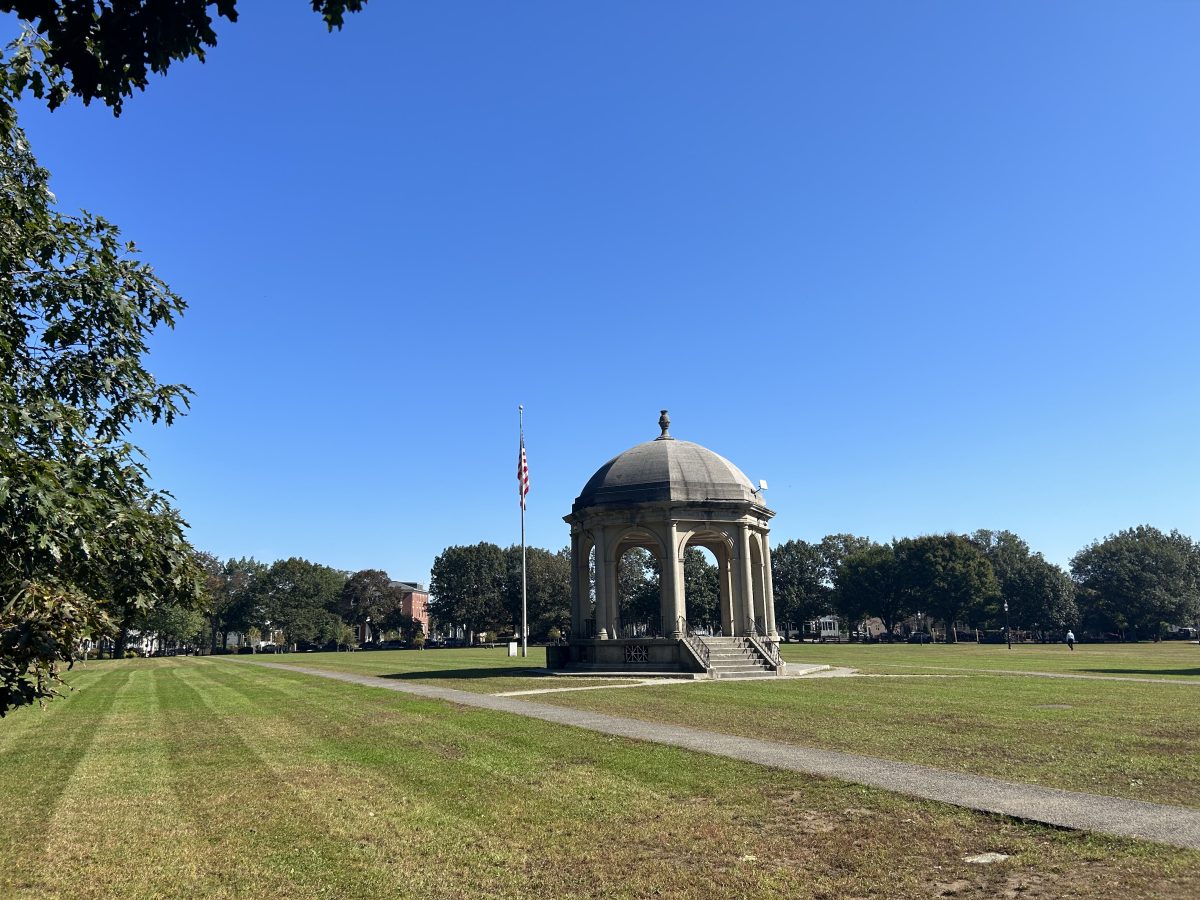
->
<box><xmin>569</xmin><ymin>531</ymin><xmax>581</xmax><ymax>637</ymax></box>
<box><xmin>761</xmin><ymin>531</ymin><xmax>779</xmax><ymax>641</ymax></box>
<box><xmin>593</xmin><ymin>527</ymin><xmax>611</xmax><ymax>639</ymax></box>
<box><xmin>606</xmin><ymin>541</ymin><xmax>621</xmax><ymax>639</ymax></box>
<box><xmin>662</xmin><ymin>524</ymin><xmax>683</xmax><ymax>638</ymax></box>
<box><xmin>718</xmin><ymin>546</ymin><xmax>734</xmax><ymax>636</ymax></box>
<box><xmin>575</xmin><ymin>533</ymin><xmax>595</xmax><ymax>637</ymax></box>
<box><xmin>738</xmin><ymin>524</ymin><xmax>754</xmax><ymax>635</ymax></box>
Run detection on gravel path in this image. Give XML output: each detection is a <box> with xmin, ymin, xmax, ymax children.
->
<box><xmin>226</xmin><ymin>658</ymin><xmax>1200</xmax><ymax>850</ymax></box>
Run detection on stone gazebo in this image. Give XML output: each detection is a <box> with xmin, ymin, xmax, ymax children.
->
<box><xmin>549</xmin><ymin>411</ymin><xmax>783</xmax><ymax>677</ymax></box>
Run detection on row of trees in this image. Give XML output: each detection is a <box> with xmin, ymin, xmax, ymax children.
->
<box><xmin>429</xmin><ymin>543</ymin><xmax>571</xmax><ymax>643</ymax></box>
<box><xmin>427</xmin><ymin>542</ymin><xmax>725</xmax><ymax>643</ymax></box>
<box><xmin>430</xmin><ymin>526</ymin><xmax>1200</xmax><ymax>646</ymax></box>
<box><xmin>198</xmin><ymin>557</ymin><xmax>423</xmax><ymax>653</ymax></box>
<box><xmin>773</xmin><ymin>527</ymin><xmax>1200</xmax><ymax>641</ymax></box>
<box><xmin>85</xmin><ymin>555</ymin><xmax>427</xmax><ymax>657</ymax></box>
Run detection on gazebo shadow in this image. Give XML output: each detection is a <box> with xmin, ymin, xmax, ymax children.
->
<box><xmin>379</xmin><ymin>667</ymin><xmax>550</xmax><ymax>682</ymax></box>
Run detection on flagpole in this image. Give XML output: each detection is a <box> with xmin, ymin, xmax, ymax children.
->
<box><xmin>519</xmin><ymin>405</ymin><xmax>528</xmax><ymax>658</ymax></box>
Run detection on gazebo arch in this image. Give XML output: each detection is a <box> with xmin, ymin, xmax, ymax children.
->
<box><xmin>554</xmin><ymin>411</ymin><xmax>783</xmax><ymax>677</ymax></box>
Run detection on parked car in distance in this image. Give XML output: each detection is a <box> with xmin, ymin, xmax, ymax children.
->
<box><xmin>908</xmin><ymin>632</ymin><xmax>932</xmax><ymax>644</ymax></box>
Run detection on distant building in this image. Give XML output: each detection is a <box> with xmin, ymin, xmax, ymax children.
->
<box><xmin>391</xmin><ymin>581</ymin><xmax>430</xmax><ymax>635</ymax></box>
<box><xmin>805</xmin><ymin>616</ymin><xmax>842</xmax><ymax>641</ymax></box>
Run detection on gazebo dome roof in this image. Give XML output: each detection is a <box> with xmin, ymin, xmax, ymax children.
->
<box><xmin>573</xmin><ymin>411</ymin><xmax>760</xmax><ymax>511</ymax></box>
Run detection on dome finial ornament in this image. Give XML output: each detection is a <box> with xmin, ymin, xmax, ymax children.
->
<box><xmin>656</xmin><ymin>409</ymin><xmax>673</xmax><ymax>441</ymax></box>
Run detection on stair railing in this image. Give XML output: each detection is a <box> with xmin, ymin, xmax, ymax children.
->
<box><xmin>677</xmin><ymin>616</ymin><xmax>710</xmax><ymax>669</ymax></box>
<box><xmin>744</xmin><ymin>618</ymin><xmax>782</xmax><ymax>669</ymax></box>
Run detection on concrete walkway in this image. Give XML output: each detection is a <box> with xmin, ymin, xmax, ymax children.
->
<box><xmin>227</xmin><ymin>658</ymin><xmax>1200</xmax><ymax>851</ymax></box>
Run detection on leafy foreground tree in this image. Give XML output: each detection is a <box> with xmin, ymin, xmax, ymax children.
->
<box><xmin>1</xmin><ymin>1</ymin><xmax>367</xmax><ymax>113</ymax></box>
<box><xmin>1072</xmin><ymin>526</ymin><xmax>1200</xmax><ymax>640</ymax></box>
<box><xmin>1</xmin><ymin>0</ymin><xmax>375</xmax><ymax>707</ymax></box>
<box><xmin>0</xmin><ymin>79</ymin><xmax>199</xmax><ymax>713</ymax></box>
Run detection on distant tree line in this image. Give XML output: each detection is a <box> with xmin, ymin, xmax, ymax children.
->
<box><xmin>429</xmin><ymin>543</ymin><xmax>571</xmax><ymax>644</ymax></box>
<box><xmin>773</xmin><ymin>526</ymin><xmax>1200</xmax><ymax>642</ymax></box>
<box><xmin>428</xmin><ymin>525</ymin><xmax>1200</xmax><ymax>646</ymax></box>
<box><xmin>427</xmin><ymin>542</ymin><xmax>728</xmax><ymax>643</ymax></box>
<box><xmin>187</xmin><ymin>556</ymin><xmax>424</xmax><ymax>654</ymax></box>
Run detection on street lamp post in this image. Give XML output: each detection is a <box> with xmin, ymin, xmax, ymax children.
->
<box><xmin>1004</xmin><ymin>600</ymin><xmax>1012</xmax><ymax>650</ymax></box>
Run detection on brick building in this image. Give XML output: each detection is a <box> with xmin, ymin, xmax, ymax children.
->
<box><xmin>390</xmin><ymin>581</ymin><xmax>430</xmax><ymax>635</ymax></box>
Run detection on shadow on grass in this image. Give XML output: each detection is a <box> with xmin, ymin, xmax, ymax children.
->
<box><xmin>379</xmin><ymin>667</ymin><xmax>550</xmax><ymax>681</ymax></box>
<box><xmin>1081</xmin><ymin>668</ymin><xmax>1200</xmax><ymax>678</ymax></box>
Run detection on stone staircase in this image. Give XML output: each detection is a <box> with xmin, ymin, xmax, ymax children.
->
<box><xmin>697</xmin><ymin>636</ymin><xmax>780</xmax><ymax>679</ymax></box>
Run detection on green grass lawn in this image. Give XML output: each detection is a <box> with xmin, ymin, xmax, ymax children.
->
<box><xmin>779</xmin><ymin>639</ymin><xmax>1200</xmax><ymax>680</ymax></box>
<box><xmin>1</xmin><ymin>658</ymin><xmax>1196</xmax><ymax>899</ymax></box>
<box><xmin>275</xmin><ymin>643</ymin><xmax>1200</xmax><ymax>809</ymax></box>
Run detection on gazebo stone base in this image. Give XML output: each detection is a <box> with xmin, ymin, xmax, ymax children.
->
<box><xmin>546</xmin><ymin>639</ymin><xmax>706</xmax><ymax>674</ymax></box>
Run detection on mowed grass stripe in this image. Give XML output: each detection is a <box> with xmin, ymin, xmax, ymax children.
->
<box><xmin>5</xmin><ymin>658</ymin><xmax>1199</xmax><ymax>899</ymax></box>
<box><xmin>193</xmin><ymin>661</ymin><xmax>828</xmax><ymax>897</ymax></box>
<box><xmin>36</xmin><ymin>667</ymin><xmax>212</xmax><ymax>897</ymax></box>
<box><xmin>158</xmin><ymin>659</ymin><xmax>410</xmax><ymax>897</ymax></box>
<box><xmin>185</xmin><ymin>660</ymin><xmax>467</xmax><ymax>897</ymax></box>
<box><xmin>0</xmin><ymin>666</ymin><xmax>131</xmax><ymax>897</ymax></box>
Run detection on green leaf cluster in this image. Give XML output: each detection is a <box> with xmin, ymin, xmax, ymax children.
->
<box><xmin>0</xmin><ymin>67</ymin><xmax>199</xmax><ymax>712</ymax></box>
<box><xmin>429</xmin><ymin>542</ymin><xmax>572</xmax><ymax>642</ymax></box>
<box><xmin>1</xmin><ymin>2</ymin><xmax>367</xmax><ymax>114</ymax></box>
<box><xmin>1071</xmin><ymin>526</ymin><xmax>1200</xmax><ymax>638</ymax></box>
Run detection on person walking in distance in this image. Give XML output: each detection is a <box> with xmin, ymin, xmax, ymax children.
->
<box><xmin>1066</xmin><ymin>629</ymin><xmax>1076</xmax><ymax>651</ymax></box>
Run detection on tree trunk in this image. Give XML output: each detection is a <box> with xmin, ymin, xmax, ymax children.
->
<box><xmin>114</xmin><ymin>624</ymin><xmax>129</xmax><ymax>658</ymax></box>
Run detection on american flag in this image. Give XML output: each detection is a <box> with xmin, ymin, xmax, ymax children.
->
<box><xmin>518</xmin><ymin>434</ymin><xmax>530</xmax><ymax>510</ymax></box>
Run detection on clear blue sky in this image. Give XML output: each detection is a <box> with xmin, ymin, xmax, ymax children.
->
<box><xmin>12</xmin><ymin>2</ymin><xmax>1200</xmax><ymax>580</ymax></box>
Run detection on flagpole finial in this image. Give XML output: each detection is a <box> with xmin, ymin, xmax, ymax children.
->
<box><xmin>656</xmin><ymin>409</ymin><xmax>673</xmax><ymax>440</ymax></box>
